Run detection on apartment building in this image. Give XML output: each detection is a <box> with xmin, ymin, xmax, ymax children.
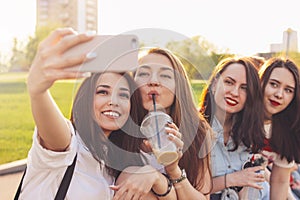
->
<box><xmin>270</xmin><ymin>28</ymin><xmax>298</xmax><ymax>53</ymax></box>
<box><xmin>36</xmin><ymin>0</ymin><xmax>98</xmax><ymax>32</ymax></box>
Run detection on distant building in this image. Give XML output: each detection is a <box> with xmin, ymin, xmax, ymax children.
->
<box><xmin>270</xmin><ymin>43</ymin><xmax>283</xmax><ymax>53</ymax></box>
<box><xmin>283</xmin><ymin>28</ymin><xmax>298</xmax><ymax>52</ymax></box>
<box><xmin>36</xmin><ymin>0</ymin><xmax>98</xmax><ymax>33</ymax></box>
<box><xmin>270</xmin><ymin>28</ymin><xmax>298</xmax><ymax>53</ymax></box>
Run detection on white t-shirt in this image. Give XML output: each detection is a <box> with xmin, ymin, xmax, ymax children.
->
<box><xmin>19</xmin><ymin>123</ymin><xmax>114</xmax><ymax>200</ymax></box>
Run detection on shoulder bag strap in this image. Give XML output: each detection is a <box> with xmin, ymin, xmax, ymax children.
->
<box><xmin>54</xmin><ymin>153</ymin><xmax>77</xmax><ymax>200</ymax></box>
<box><xmin>14</xmin><ymin>154</ymin><xmax>77</xmax><ymax>200</ymax></box>
<box><xmin>13</xmin><ymin>167</ymin><xmax>27</xmax><ymax>200</ymax></box>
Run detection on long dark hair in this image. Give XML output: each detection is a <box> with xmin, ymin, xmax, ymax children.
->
<box><xmin>199</xmin><ymin>56</ymin><xmax>265</xmax><ymax>153</ymax></box>
<box><xmin>71</xmin><ymin>72</ymin><xmax>144</xmax><ymax>178</ymax></box>
<box><xmin>259</xmin><ymin>57</ymin><xmax>300</xmax><ymax>163</ymax></box>
<box><xmin>138</xmin><ymin>48</ymin><xmax>212</xmax><ymax>192</ymax></box>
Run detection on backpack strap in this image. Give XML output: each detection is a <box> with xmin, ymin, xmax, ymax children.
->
<box><xmin>14</xmin><ymin>154</ymin><xmax>77</xmax><ymax>200</ymax></box>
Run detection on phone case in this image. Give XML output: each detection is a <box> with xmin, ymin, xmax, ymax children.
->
<box><xmin>64</xmin><ymin>34</ymin><xmax>139</xmax><ymax>72</ymax></box>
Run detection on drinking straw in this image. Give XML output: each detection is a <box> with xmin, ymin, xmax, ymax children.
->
<box><xmin>152</xmin><ymin>94</ymin><xmax>161</xmax><ymax>148</ymax></box>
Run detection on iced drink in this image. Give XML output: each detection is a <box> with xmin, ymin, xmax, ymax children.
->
<box><xmin>140</xmin><ymin>111</ymin><xmax>178</xmax><ymax>166</ymax></box>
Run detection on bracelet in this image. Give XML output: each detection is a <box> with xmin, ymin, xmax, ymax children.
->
<box><xmin>170</xmin><ymin>169</ymin><xmax>187</xmax><ymax>184</ymax></box>
<box><xmin>151</xmin><ymin>173</ymin><xmax>172</xmax><ymax>197</ymax></box>
<box><xmin>224</xmin><ymin>173</ymin><xmax>227</xmax><ymax>188</ymax></box>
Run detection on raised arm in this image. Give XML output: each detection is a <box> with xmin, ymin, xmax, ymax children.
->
<box><xmin>27</xmin><ymin>28</ymin><xmax>94</xmax><ymax>151</ymax></box>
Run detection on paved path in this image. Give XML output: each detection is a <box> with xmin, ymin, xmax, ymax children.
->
<box><xmin>0</xmin><ymin>171</ymin><xmax>24</xmax><ymax>200</ymax></box>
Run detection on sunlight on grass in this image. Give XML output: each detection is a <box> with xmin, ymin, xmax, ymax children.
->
<box><xmin>0</xmin><ymin>72</ymin><xmax>76</xmax><ymax>164</ymax></box>
<box><xmin>0</xmin><ymin>72</ymin><xmax>205</xmax><ymax>164</ymax></box>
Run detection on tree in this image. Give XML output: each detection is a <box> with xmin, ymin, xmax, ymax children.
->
<box><xmin>166</xmin><ymin>35</ymin><xmax>231</xmax><ymax>80</ymax></box>
<box><xmin>0</xmin><ymin>52</ymin><xmax>9</xmax><ymax>72</ymax></box>
<box><xmin>287</xmin><ymin>52</ymin><xmax>300</xmax><ymax>68</ymax></box>
<box><xmin>24</xmin><ymin>24</ymin><xmax>61</xmax><ymax>68</ymax></box>
<box><xmin>9</xmin><ymin>38</ymin><xmax>28</xmax><ymax>71</ymax></box>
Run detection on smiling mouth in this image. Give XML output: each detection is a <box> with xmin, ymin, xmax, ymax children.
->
<box><xmin>225</xmin><ymin>98</ymin><xmax>238</xmax><ymax>106</ymax></box>
<box><xmin>269</xmin><ymin>100</ymin><xmax>280</xmax><ymax>107</ymax></box>
<box><xmin>102</xmin><ymin>111</ymin><xmax>120</xmax><ymax>118</ymax></box>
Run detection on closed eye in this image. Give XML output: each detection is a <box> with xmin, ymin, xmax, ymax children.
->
<box><xmin>160</xmin><ymin>74</ymin><xmax>172</xmax><ymax>79</ymax></box>
<box><xmin>119</xmin><ymin>92</ymin><xmax>130</xmax><ymax>99</ymax></box>
<box><xmin>136</xmin><ymin>72</ymin><xmax>150</xmax><ymax>77</ymax></box>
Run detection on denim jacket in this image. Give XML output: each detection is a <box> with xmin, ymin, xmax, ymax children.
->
<box><xmin>210</xmin><ymin>117</ymin><xmax>270</xmax><ymax>199</ymax></box>
<box><xmin>210</xmin><ymin>117</ymin><xmax>251</xmax><ymax>177</ymax></box>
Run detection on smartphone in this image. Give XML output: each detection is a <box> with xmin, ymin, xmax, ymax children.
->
<box><xmin>64</xmin><ymin>34</ymin><xmax>139</xmax><ymax>72</ymax></box>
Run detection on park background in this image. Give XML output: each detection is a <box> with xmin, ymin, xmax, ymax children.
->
<box><xmin>1</xmin><ymin>0</ymin><xmax>300</xmax><ymax>165</ymax></box>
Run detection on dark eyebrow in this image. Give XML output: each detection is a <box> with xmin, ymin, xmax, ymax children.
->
<box><xmin>139</xmin><ymin>65</ymin><xmax>173</xmax><ymax>72</ymax></box>
<box><xmin>269</xmin><ymin>79</ymin><xmax>280</xmax><ymax>83</ymax></box>
<box><xmin>225</xmin><ymin>76</ymin><xmax>236</xmax><ymax>83</ymax></box>
<box><xmin>96</xmin><ymin>84</ymin><xmax>110</xmax><ymax>89</ymax></box>
<box><xmin>96</xmin><ymin>84</ymin><xmax>130</xmax><ymax>92</ymax></box>
<box><xmin>120</xmin><ymin>87</ymin><xmax>130</xmax><ymax>92</ymax></box>
<box><xmin>138</xmin><ymin>65</ymin><xmax>151</xmax><ymax>69</ymax></box>
<box><xmin>270</xmin><ymin>78</ymin><xmax>295</xmax><ymax>90</ymax></box>
<box><xmin>160</xmin><ymin>67</ymin><xmax>174</xmax><ymax>72</ymax></box>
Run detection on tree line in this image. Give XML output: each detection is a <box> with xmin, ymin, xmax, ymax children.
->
<box><xmin>2</xmin><ymin>26</ymin><xmax>300</xmax><ymax>79</ymax></box>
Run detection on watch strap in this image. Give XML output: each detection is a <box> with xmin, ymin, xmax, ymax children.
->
<box><xmin>170</xmin><ymin>169</ymin><xmax>187</xmax><ymax>184</ymax></box>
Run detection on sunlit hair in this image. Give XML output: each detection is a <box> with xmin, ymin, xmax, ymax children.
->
<box><xmin>259</xmin><ymin>57</ymin><xmax>300</xmax><ymax>162</ymax></box>
<box><xmin>248</xmin><ymin>55</ymin><xmax>265</xmax><ymax>70</ymax></box>
<box><xmin>71</xmin><ymin>72</ymin><xmax>144</xmax><ymax>177</ymax></box>
<box><xmin>199</xmin><ymin>56</ymin><xmax>265</xmax><ymax>153</ymax></box>
<box><xmin>137</xmin><ymin>47</ymin><xmax>213</xmax><ymax>192</ymax></box>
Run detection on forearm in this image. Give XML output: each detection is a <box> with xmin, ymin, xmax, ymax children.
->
<box><xmin>211</xmin><ymin>175</ymin><xmax>227</xmax><ymax>194</ymax></box>
<box><xmin>152</xmin><ymin>172</ymin><xmax>177</xmax><ymax>200</ymax></box>
<box><xmin>173</xmin><ymin>179</ymin><xmax>208</xmax><ymax>200</ymax></box>
<box><xmin>30</xmin><ymin>90</ymin><xmax>71</xmax><ymax>151</ymax></box>
<box><xmin>270</xmin><ymin>165</ymin><xmax>291</xmax><ymax>200</ymax></box>
<box><xmin>167</xmin><ymin>166</ymin><xmax>208</xmax><ymax>200</ymax></box>
<box><xmin>211</xmin><ymin>172</ymin><xmax>243</xmax><ymax>193</ymax></box>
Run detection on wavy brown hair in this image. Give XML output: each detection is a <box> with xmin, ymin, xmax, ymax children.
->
<box><xmin>71</xmin><ymin>72</ymin><xmax>145</xmax><ymax>178</ymax></box>
<box><xmin>259</xmin><ymin>57</ymin><xmax>300</xmax><ymax>163</ymax></box>
<box><xmin>199</xmin><ymin>56</ymin><xmax>265</xmax><ymax>153</ymax></box>
<box><xmin>136</xmin><ymin>48</ymin><xmax>213</xmax><ymax>192</ymax></box>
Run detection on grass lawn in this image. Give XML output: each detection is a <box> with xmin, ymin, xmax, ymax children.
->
<box><xmin>0</xmin><ymin>72</ymin><xmax>76</xmax><ymax>164</ymax></box>
<box><xmin>0</xmin><ymin>72</ymin><xmax>206</xmax><ymax>164</ymax></box>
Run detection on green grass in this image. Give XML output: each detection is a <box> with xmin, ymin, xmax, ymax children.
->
<box><xmin>0</xmin><ymin>73</ymin><xmax>206</xmax><ymax>164</ymax></box>
<box><xmin>0</xmin><ymin>72</ymin><xmax>75</xmax><ymax>164</ymax></box>
<box><xmin>191</xmin><ymin>80</ymin><xmax>207</xmax><ymax>106</ymax></box>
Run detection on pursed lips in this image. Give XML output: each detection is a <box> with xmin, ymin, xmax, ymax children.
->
<box><xmin>147</xmin><ymin>90</ymin><xmax>159</xmax><ymax>100</ymax></box>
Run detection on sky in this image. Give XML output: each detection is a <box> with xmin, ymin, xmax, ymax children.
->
<box><xmin>1</xmin><ymin>0</ymin><xmax>300</xmax><ymax>57</ymax></box>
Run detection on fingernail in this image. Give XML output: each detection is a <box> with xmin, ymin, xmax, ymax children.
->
<box><xmin>81</xmin><ymin>72</ymin><xmax>91</xmax><ymax>77</ymax></box>
<box><xmin>167</xmin><ymin>120</ymin><xmax>173</xmax><ymax>124</ymax></box>
<box><xmin>168</xmin><ymin>134</ymin><xmax>175</xmax><ymax>140</ymax></box>
<box><xmin>85</xmin><ymin>30</ymin><xmax>96</xmax><ymax>36</ymax></box>
<box><xmin>86</xmin><ymin>52</ymin><xmax>97</xmax><ymax>59</ymax></box>
<box><xmin>165</xmin><ymin>127</ymin><xmax>172</xmax><ymax>131</ymax></box>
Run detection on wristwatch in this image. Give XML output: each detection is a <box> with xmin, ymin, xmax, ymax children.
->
<box><xmin>170</xmin><ymin>169</ymin><xmax>187</xmax><ymax>184</ymax></box>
